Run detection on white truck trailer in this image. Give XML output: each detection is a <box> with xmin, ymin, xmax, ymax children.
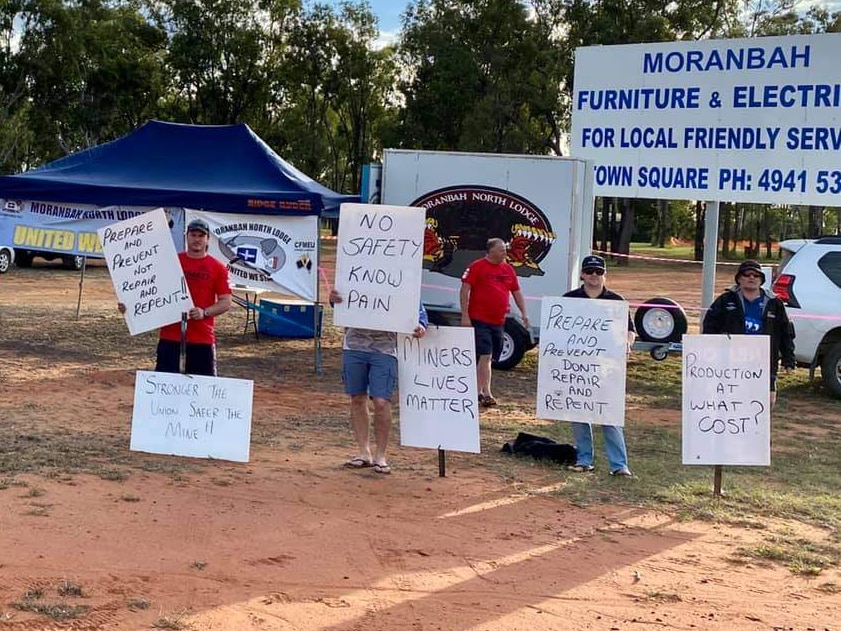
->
<box><xmin>375</xmin><ymin>149</ymin><xmax>595</xmax><ymax>369</ymax></box>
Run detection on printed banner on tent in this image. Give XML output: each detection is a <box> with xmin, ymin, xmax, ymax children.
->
<box><xmin>187</xmin><ymin>210</ymin><xmax>318</xmax><ymax>301</ymax></box>
<box><xmin>99</xmin><ymin>208</ymin><xmax>192</xmax><ymax>335</ymax></box>
<box><xmin>131</xmin><ymin>370</ymin><xmax>254</xmax><ymax>463</ymax></box>
<box><xmin>682</xmin><ymin>334</ymin><xmax>770</xmax><ymax>466</ymax></box>
<box><xmin>0</xmin><ymin>199</ymin><xmax>154</xmax><ymax>257</ymax></box>
<box><xmin>333</xmin><ymin>203</ymin><xmax>424</xmax><ymax>333</ymax></box>
<box><xmin>398</xmin><ymin>326</ymin><xmax>480</xmax><ymax>453</ymax></box>
<box><xmin>536</xmin><ymin>296</ymin><xmax>629</xmax><ymax>425</ymax></box>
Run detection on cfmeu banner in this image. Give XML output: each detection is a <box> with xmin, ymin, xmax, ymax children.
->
<box><xmin>188</xmin><ymin>210</ymin><xmax>318</xmax><ymax>301</ymax></box>
<box><xmin>0</xmin><ymin>199</ymin><xmax>152</xmax><ymax>257</ymax></box>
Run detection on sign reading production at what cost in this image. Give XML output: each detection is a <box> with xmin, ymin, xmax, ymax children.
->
<box><xmin>537</xmin><ymin>297</ymin><xmax>629</xmax><ymax>425</ymax></box>
<box><xmin>333</xmin><ymin>203</ymin><xmax>424</xmax><ymax>333</ymax></box>
<box><xmin>98</xmin><ymin>208</ymin><xmax>192</xmax><ymax>336</ymax></box>
<box><xmin>682</xmin><ymin>335</ymin><xmax>770</xmax><ymax>466</ymax></box>
<box><xmin>571</xmin><ymin>33</ymin><xmax>841</xmax><ymax>205</ymax></box>
<box><xmin>131</xmin><ymin>370</ymin><xmax>254</xmax><ymax>463</ymax></box>
<box><xmin>398</xmin><ymin>326</ymin><xmax>480</xmax><ymax>453</ymax></box>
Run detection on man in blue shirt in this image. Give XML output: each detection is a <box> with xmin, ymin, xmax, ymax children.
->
<box><xmin>703</xmin><ymin>259</ymin><xmax>795</xmax><ymax>408</ymax></box>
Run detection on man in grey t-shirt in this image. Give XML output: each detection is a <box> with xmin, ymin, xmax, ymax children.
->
<box><xmin>330</xmin><ymin>289</ymin><xmax>428</xmax><ymax>474</ymax></box>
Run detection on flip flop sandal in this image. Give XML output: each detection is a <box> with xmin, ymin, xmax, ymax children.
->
<box><xmin>373</xmin><ymin>463</ymin><xmax>392</xmax><ymax>475</ymax></box>
<box><xmin>344</xmin><ymin>457</ymin><xmax>373</xmax><ymax>469</ymax></box>
<box><xmin>567</xmin><ymin>464</ymin><xmax>595</xmax><ymax>473</ymax></box>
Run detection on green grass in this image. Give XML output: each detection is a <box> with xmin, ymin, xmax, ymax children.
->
<box><xmin>506</xmin><ymin>357</ymin><xmax>841</xmax><ymax>576</ymax></box>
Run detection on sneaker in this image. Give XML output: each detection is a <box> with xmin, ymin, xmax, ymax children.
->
<box><xmin>610</xmin><ymin>468</ymin><xmax>633</xmax><ymax>477</ymax></box>
<box><xmin>567</xmin><ymin>464</ymin><xmax>594</xmax><ymax>473</ymax></box>
<box><xmin>482</xmin><ymin>396</ymin><xmax>498</xmax><ymax>408</ymax></box>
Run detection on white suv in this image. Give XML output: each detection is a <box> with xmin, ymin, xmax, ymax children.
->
<box><xmin>774</xmin><ymin>237</ymin><xmax>841</xmax><ymax>398</ymax></box>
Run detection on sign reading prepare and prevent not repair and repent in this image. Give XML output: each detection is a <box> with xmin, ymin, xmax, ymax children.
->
<box><xmin>571</xmin><ymin>33</ymin><xmax>841</xmax><ymax>204</ymax></box>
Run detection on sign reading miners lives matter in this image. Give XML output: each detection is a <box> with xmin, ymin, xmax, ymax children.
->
<box><xmin>398</xmin><ymin>326</ymin><xmax>480</xmax><ymax>453</ymax></box>
<box><xmin>98</xmin><ymin>208</ymin><xmax>192</xmax><ymax>336</ymax></box>
<box><xmin>131</xmin><ymin>370</ymin><xmax>254</xmax><ymax>463</ymax></box>
<box><xmin>572</xmin><ymin>33</ymin><xmax>841</xmax><ymax>205</ymax></box>
<box><xmin>682</xmin><ymin>335</ymin><xmax>771</xmax><ymax>466</ymax></box>
<box><xmin>333</xmin><ymin>203</ymin><xmax>424</xmax><ymax>333</ymax></box>
<box><xmin>537</xmin><ymin>297</ymin><xmax>628</xmax><ymax>425</ymax></box>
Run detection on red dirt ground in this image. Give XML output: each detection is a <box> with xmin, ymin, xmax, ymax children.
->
<box><xmin>1</xmin><ymin>258</ymin><xmax>839</xmax><ymax>631</ymax></box>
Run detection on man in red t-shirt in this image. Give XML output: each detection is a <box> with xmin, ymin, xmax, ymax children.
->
<box><xmin>460</xmin><ymin>238</ymin><xmax>529</xmax><ymax>408</ymax></box>
<box><xmin>119</xmin><ymin>218</ymin><xmax>232</xmax><ymax>376</ymax></box>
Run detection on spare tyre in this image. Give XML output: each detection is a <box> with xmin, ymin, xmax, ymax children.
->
<box><xmin>634</xmin><ymin>297</ymin><xmax>687</xmax><ymax>343</ymax></box>
<box><xmin>493</xmin><ymin>318</ymin><xmax>531</xmax><ymax>371</ymax></box>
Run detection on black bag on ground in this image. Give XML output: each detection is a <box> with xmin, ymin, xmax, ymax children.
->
<box><xmin>500</xmin><ymin>432</ymin><xmax>577</xmax><ymax>465</ymax></box>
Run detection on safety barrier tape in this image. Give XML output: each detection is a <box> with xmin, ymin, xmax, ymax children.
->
<box><xmin>313</xmin><ymin>264</ymin><xmax>841</xmax><ymax>322</ymax></box>
<box><xmin>592</xmin><ymin>249</ymin><xmax>777</xmax><ymax>268</ymax></box>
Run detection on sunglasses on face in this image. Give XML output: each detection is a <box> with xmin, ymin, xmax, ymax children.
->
<box><xmin>583</xmin><ymin>268</ymin><xmax>605</xmax><ymax>276</ymax></box>
<box><xmin>741</xmin><ymin>272</ymin><xmax>762</xmax><ymax>279</ymax></box>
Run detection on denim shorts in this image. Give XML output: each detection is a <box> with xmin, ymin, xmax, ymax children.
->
<box><xmin>342</xmin><ymin>350</ymin><xmax>398</xmax><ymax>400</ymax></box>
<box><xmin>472</xmin><ymin>319</ymin><xmax>504</xmax><ymax>361</ymax></box>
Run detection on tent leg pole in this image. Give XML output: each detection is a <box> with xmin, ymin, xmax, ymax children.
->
<box><xmin>75</xmin><ymin>257</ymin><xmax>87</xmax><ymax>320</ymax></box>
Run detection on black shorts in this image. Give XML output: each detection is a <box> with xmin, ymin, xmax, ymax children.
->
<box><xmin>156</xmin><ymin>339</ymin><xmax>217</xmax><ymax>376</ymax></box>
<box><xmin>472</xmin><ymin>319</ymin><xmax>504</xmax><ymax>361</ymax></box>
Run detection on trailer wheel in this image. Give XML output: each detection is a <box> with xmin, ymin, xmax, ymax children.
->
<box><xmin>493</xmin><ymin>319</ymin><xmax>529</xmax><ymax>371</ymax></box>
<box><xmin>649</xmin><ymin>346</ymin><xmax>669</xmax><ymax>361</ymax></box>
<box><xmin>634</xmin><ymin>297</ymin><xmax>687</xmax><ymax>343</ymax></box>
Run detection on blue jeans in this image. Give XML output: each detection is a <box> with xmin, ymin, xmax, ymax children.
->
<box><xmin>571</xmin><ymin>422</ymin><xmax>629</xmax><ymax>472</ymax></box>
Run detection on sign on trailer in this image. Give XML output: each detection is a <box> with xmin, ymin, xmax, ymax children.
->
<box><xmin>571</xmin><ymin>33</ymin><xmax>841</xmax><ymax>205</ymax></box>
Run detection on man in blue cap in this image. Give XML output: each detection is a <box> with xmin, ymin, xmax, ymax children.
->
<box><xmin>562</xmin><ymin>254</ymin><xmax>635</xmax><ymax>476</ymax></box>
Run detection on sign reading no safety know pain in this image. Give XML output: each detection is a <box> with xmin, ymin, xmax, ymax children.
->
<box><xmin>571</xmin><ymin>33</ymin><xmax>841</xmax><ymax>205</ymax></box>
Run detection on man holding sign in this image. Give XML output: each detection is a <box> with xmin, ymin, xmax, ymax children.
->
<box><xmin>118</xmin><ymin>218</ymin><xmax>232</xmax><ymax>376</ymax></box>
<box><xmin>703</xmin><ymin>259</ymin><xmax>795</xmax><ymax>409</ymax></box>
<box><xmin>330</xmin><ymin>289</ymin><xmax>427</xmax><ymax>474</ymax></box>
<box><xmin>563</xmin><ymin>255</ymin><xmax>635</xmax><ymax>476</ymax></box>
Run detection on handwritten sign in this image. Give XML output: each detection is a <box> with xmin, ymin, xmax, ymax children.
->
<box><xmin>98</xmin><ymin>208</ymin><xmax>192</xmax><ymax>335</ymax></box>
<box><xmin>130</xmin><ymin>370</ymin><xmax>254</xmax><ymax>463</ymax></box>
<box><xmin>536</xmin><ymin>297</ymin><xmax>628</xmax><ymax>425</ymax></box>
<box><xmin>682</xmin><ymin>335</ymin><xmax>770</xmax><ymax>466</ymax></box>
<box><xmin>398</xmin><ymin>326</ymin><xmax>480</xmax><ymax>453</ymax></box>
<box><xmin>333</xmin><ymin>203</ymin><xmax>424</xmax><ymax>333</ymax></box>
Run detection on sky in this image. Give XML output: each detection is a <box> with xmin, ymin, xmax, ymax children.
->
<box><xmin>319</xmin><ymin>0</ymin><xmax>408</xmax><ymax>44</ymax></box>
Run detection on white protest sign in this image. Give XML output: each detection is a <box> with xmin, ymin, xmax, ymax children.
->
<box><xmin>536</xmin><ymin>297</ymin><xmax>628</xmax><ymax>425</ymax></box>
<box><xmin>398</xmin><ymin>326</ymin><xmax>480</xmax><ymax>453</ymax></box>
<box><xmin>682</xmin><ymin>335</ymin><xmax>770</xmax><ymax>466</ymax></box>
<box><xmin>131</xmin><ymin>370</ymin><xmax>253</xmax><ymax>463</ymax></box>
<box><xmin>333</xmin><ymin>203</ymin><xmax>424</xmax><ymax>333</ymax></box>
<box><xmin>186</xmin><ymin>209</ymin><xmax>319</xmax><ymax>301</ymax></box>
<box><xmin>98</xmin><ymin>208</ymin><xmax>192</xmax><ymax>335</ymax></box>
<box><xmin>572</xmin><ymin>34</ymin><xmax>841</xmax><ymax>204</ymax></box>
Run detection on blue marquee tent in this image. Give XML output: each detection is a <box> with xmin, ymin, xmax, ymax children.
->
<box><xmin>0</xmin><ymin>120</ymin><xmax>356</xmax><ymax>215</ymax></box>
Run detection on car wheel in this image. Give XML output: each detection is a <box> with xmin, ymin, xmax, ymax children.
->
<box><xmin>0</xmin><ymin>249</ymin><xmax>11</xmax><ymax>274</ymax></box>
<box><xmin>821</xmin><ymin>342</ymin><xmax>841</xmax><ymax>399</ymax></box>
<box><xmin>634</xmin><ymin>297</ymin><xmax>688</xmax><ymax>343</ymax></box>
<box><xmin>493</xmin><ymin>319</ymin><xmax>529</xmax><ymax>371</ymax></box>
<box><xmin>63</xmin><ymin>255</ymin><xmax>85</xmax><ymax>270</ymax></box>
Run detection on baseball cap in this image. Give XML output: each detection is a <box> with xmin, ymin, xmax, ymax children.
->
<box><xmin>186</xmin><ymin>218</ymin><xmax>210</xmax><ymax>235</ymax></box>
<box><xmin>581</xmin><ymin>254</ymin><xmax>606</xmax><ymax>271</ymax></box>
<box><xmin>736</xmin><ymin>259</ymin><xmax>765</xmax><ymax>283</ymax></box>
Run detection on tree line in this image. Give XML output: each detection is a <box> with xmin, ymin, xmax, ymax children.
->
<box><xmin>1</xmin><ymin>0</ymin><xmax>838</xmax><ymax>252</ymax></box>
